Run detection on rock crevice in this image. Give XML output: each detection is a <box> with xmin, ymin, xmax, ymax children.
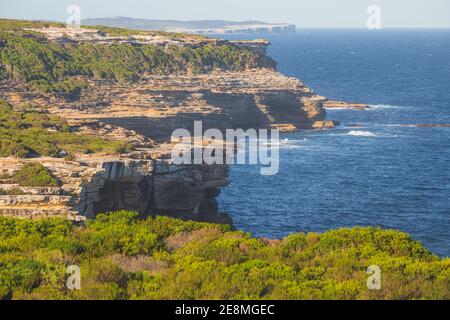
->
<box><xmin>0</xmin><ymin>155</ymin><xmax>231</xmax><ymax>223</ymax></box>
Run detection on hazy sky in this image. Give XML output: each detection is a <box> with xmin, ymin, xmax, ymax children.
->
<box><xmin>1</xmin><ymin>0</ymin><xmax>449</xmax><ymax>28</ymax></box>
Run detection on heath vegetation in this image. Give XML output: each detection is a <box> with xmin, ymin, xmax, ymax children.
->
<box><xmin>0</xmin><ymin>211</ymin><xmax>448</xmax><ymax>300</ymax></box>
<box><xmin>0</xmin><ymin>19</ymin><xmax>260</xmax><ymax>88</ymax></box>
<box><xmin>0</xmin><ymin>100</ymin><xmax>132</xmax><ymax>158</ymax></box>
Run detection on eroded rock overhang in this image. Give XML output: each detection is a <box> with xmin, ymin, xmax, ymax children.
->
<box><xmin>0</xmin><ymin>154</ymin><xmax>231</xmax><ymax>224</ymax></box>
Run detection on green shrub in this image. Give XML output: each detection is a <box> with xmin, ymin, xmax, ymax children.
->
<box><xmin>0</xmin><ymin>212</ymin><xmax>448</xmax><ymax>300</ymax></box>
<box><xmin>29</xmin><ymin>79</ymin><xmax>87</xmax><ymax>96</ymax></box>
<box><xmin>0</xmin><ymin>100</ymin><xmax>133</xmax><ymax>157</ymax></box>
<box><xmin>0</xmin><ymin>187</ymin><xmax>29</xmax><ymax>195</ymax></box>
<box><xmin>12</xmin><ymin>163</ymin><xmax>59</xmax><ymax>187</ymax></box>
<box><xmin>0</xmin><ymin>19</ymin><xmax>65</xmax><ymax>32</ymax></box>
<box><xmin>0</xmin><ymin>30</ymin><xmax>260</xmax><ymax>85</ymax></box>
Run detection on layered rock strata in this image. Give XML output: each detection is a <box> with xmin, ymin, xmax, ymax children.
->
<box><xmin>1</xmin><ymin>69</ymin><xmax>333</xmax><ymax>142</ymax></box>
<box><xmin>0</xmin><ymin>25</ymin><xmax>339</xmax><ymax>223</ymax></box>
<box><xmin>0</xmin><ymin>152</ymin><xmax>231</xmax><ymax>224</ymax></box>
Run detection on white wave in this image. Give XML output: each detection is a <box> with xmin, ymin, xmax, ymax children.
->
<box><xmin>281</xmin><ymin>138</ymin><xmax>307</xmax><ymax>143</ymax></box>
<box><xmin>259</xmin><ymin>143</ymin><xmax>304</xmax><ymax>150</ymax></box>
<box><xmin>347</xmin><ymin>130</ymin><xmax>377</xmax><ymax>137</ymax></box>
<box><xmin>369</xmin><ymin>104</ymin><xmax>405</xmax><ymax>110</ymax></box>
<box><xmin>341</xmin><ymin>125</ymin><xmax>366</xmax><ymax>129</ymax></box>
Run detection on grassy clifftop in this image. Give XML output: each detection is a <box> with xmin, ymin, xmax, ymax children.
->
<box><xmin>0</xmin><ymin>19</ymin><xmax>265</xmax><ymax>87</ymax></box>
<box><xmin>0</xmin><ymin>100</ymin><xmax>132</xmax><ymax>158</ymax></box>
<box><xmin>0</xmin><ymin>211</ymin><xmax>448</xmax><ymax>300</ymax></box>
<box><xmin>0</xmin><ymin>18</ymin><xmax>207</xmax><ymax>39</ymax></box>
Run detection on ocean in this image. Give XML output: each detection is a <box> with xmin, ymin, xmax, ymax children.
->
<box><xmin>216</xmin><ymin>30</ymin><xmax>450</xmax><ymax>257</ymax></box>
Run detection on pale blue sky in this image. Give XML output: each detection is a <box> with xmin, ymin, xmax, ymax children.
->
<box><xmin>1</xmin><ymin>0</ymin><xmax>449</xmax><ymax>28</ymax></box>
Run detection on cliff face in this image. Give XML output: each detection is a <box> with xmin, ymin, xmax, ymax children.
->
<box><xmin>0</xmin><ymin>154</ymin><xmax>231</xmax><ymax>224</ymax></box>
<box><xmin>0</xmin><ymin>23</ymin><xmax>334</xmax><ymax>223</ymax></box>
<box><xmin>1</xmin><ymin>69</ymin><xmax>331</xmax><ymax>142</ymax></box>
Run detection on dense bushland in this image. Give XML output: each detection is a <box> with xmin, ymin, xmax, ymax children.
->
<box><xmin>0</xmin><ymin>23</ymin><xmax>259</xmax><ymax>85</ymax></box>
<box><xmin>0</xmin><ymin>100</ymin><xmax>132</xmax><ymax>158</ymax></box>
<box><xmin>0</xmin><ymin>211</ymin><xmax>448</xmax><ymax>300</ymax></box>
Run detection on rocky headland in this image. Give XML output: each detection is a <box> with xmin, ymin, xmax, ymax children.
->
<box><xmin>0</xmin><ymin>20</ymin><xmax>339</xmax><ymax>223</ymax></box>
<box><xmin>82</xmin><ymin>17</ymin><xmax>297</xmax><ymax>35</ymax></box>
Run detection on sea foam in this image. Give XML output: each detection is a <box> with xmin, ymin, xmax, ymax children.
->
<box><xmin>347</xmin><ymin>130</ymin><xmax>376</xmax><ymax>137</ymax></box>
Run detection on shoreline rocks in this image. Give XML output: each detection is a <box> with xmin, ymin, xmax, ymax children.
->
<box><xmin>324</xmin><ymin>100</ymin><xmax>370</xmax><ymax>110</ymax></box>
<box><xmin>312</xmin><ymin>120</ymin><xmax>340</xmax><ymax>129</ymax></box>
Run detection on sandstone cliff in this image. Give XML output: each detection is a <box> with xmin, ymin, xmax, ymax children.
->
<box><xmin>0</xmin><ymin>153</ymin><xmax>230</xmax><ymax>224</ymax></box>
<box><xmin>0</xmin><ymin>22</ymin><xmax>336</xmax><ymax>223</ymax></box>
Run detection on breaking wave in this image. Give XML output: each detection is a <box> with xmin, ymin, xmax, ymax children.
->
<box><xmin>369</xmin><ymin>104</ymin><xmax>405</xmax><ymax>110</ymax></box>
<box><xmin>347</xmin><ymin>130</ymin><xmax>377</xmax><ymax>137</ymax></box>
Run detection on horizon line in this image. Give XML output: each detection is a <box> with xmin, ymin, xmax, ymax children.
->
<box><xmin>1</xmin><ymin>17</ymin><xmax>449</xmax><ymax>30</ymax></box>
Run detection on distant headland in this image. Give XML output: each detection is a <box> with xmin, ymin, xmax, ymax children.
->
<box><xmin>82</xmin><ymin>17</ymin><xmax>296</xmax><ymax>34</ymax></box>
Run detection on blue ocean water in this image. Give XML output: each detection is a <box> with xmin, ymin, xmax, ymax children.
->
<box><xmin>217</xmin><ymin>30</ymin><xmax>450</xmax><ymax>257</ymax></box>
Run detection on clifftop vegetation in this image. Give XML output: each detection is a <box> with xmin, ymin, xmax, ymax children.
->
<box><xmin>0</xmin><ymin>19</ymin><xmax>263</xmax><ymax>88</ymax></box>
<box><xmin>0</xmin><ymin>100</ymin><xmax>132</xmax><ymax>158</ymax></box>
<box><xmin>0</xmin><ymin>19</ymin><xmax>65</xmax><ymax>32</ymax></box>
<box><xmin>0</xmin><ymin>211</ymin><xmax>448</xmax><ymax>300</ymax></box>
<box><xmin>0</xmin><ymin>18</ymin><xmax>207</xmax><ymax>39</ymax></box>
<box><xmin>12</xmin><ymin>162</ymin><xmax>60</xmax><ymax>187</ymax></box>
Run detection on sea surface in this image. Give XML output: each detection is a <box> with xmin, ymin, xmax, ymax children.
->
<box><xmin>216</xmin><ymin>30</ymin><xmax>450</xmax><ymax>257</ymax></box>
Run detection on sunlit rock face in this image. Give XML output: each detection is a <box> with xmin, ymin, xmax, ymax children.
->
<box><xmin>0</xmin><ymin>26</ymin><xmax>337</xmax><ymax>224</ymax></box>
<box><xmin>0</xmin><ymin>155</ymin><xmax>231</xmax><ymax>224</ymax></box>
<box><xmin>25</xmin><ymin>69</ymin><xmax>329</xmax><ymax>142</ymax></box>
